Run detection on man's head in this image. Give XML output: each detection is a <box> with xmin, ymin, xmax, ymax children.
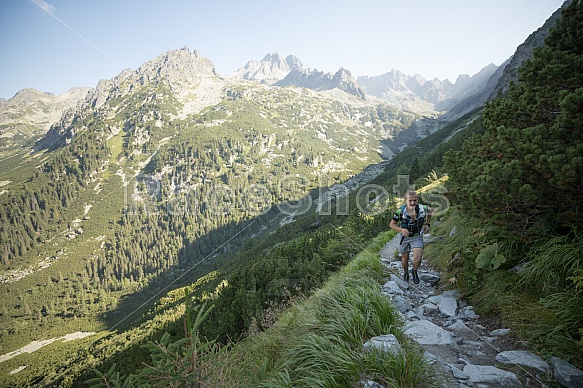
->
<box><xmin>405</xmin><ymin>191</ymin><xmax>418</xmax><ymax>207</ymax></box>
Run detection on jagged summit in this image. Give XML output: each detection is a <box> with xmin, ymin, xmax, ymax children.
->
<box><xmin>357</xmin><ymin>64</ymin><xmax>499</xmax><ymax>112</ymax></box>
<box><xmin>230</xmin><ymin>52</ymin><xmax>303</xmax><ymax>84</ymax></box>
<box><xmin>276</xmin><ymin>67</ymin><xmax>367</xmax><ymax>100</ymax></box>
<box><xmin>136</xmin><ymin>46</ymin><xmax>217</xmax><ymax>84</ymax></box>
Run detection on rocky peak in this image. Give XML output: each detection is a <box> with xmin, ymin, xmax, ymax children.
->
<box><xmin>36</xmin><ymin>47</ymin><xmax>219</xmax><ymax>150</ymax></box>
<box><xmin>83</xmin><ymin>47</ymin><xmax>217</xmax><ymax>111</ymax></box>
<box><xmin>230</xmin><ymin>52</ymin><xmax>304</xmax><ymax>84</ymax></box>
<box><xmin>276</xmin><ymin>67</ymin><xmax>366</xmax><ymax>100</ymax></box>
<box><xmin>331</xmin><ymin>68</ymin><xmax>366</xmax><ymax>99</ymax></box>
<box><xmin>9</xmin><ymin>88</ymin><xmax>54</xmax><ymax>104</ymax></box>
<box><xmin>136</xmin><ymin>46</ymin><xmax>217</xmax><ymax>85</ymax></box>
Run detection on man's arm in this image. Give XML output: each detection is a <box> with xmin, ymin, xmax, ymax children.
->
<box><xmin>390</xmin><ymin>219</ymin><xmax>409</xmax><ymax>236</ymax></box>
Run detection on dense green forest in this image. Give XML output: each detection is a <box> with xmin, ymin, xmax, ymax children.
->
<box><xmin>442</xmin><ymin>0</ymin><xmax>583</xmax><ymax>366</ymax></box>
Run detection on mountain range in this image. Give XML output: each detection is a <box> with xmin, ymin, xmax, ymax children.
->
<box><xmin>1</xmin><ymin>47</ymin><xmax>503</xmax><ymax>154</ymax></box>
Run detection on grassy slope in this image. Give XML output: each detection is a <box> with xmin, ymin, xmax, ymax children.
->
<box><xmin>220</xmin><ymin>230</ymin><xmax>441</xmax><ymax>387</ymax></box>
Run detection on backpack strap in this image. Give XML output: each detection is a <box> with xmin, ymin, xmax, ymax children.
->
<box><xmin>400</xmin><ymin>204</ymin><xmax>426</xmax><ymax>232</ymax></box>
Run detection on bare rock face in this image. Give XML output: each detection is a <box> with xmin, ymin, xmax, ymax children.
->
<box><xmin>230</xmin><ymin>52</ymin><xmax>303</xmax><ymax>85</ymax></box>
<box><xmin>277</xmin><ymin>67</ymin><xmax>367</xmax><ymax>100</ymax></box>
<box><xmin>488</xmin><ymin>0</ymin><xmax>572</xmax><ymax>100</ymax></box>
<box><xmin>87</xmin><ymin>46</ymin><xmax>218</xmax><ymax>111</ymax></box>
<box><xmin>36</xmin><ymin>47</ymin><xmax>220</xmax><ymax>150</ymax></box>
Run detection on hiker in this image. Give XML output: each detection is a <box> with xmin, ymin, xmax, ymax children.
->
<box><xmin>389</xmin><ymin>191</ymin><xmax>432</xmax><ymax>284</ymax></box>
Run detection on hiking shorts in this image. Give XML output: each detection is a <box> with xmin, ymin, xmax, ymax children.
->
<box><xmin>399</xmin><ymin>234</ymin><xmax>424</xmax><ymax>253</ymax></box>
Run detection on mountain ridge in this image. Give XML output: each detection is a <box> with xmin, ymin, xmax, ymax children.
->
<box><xmin>2</xmin><ymin>47</ymin><xmax>499</xmax><ymax>155</ymax></box>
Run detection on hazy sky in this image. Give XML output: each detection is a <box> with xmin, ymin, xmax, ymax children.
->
<box><xmin>0</xmin><ymin>0</ymin><xmax>566</xmax><ymax>99</ymax></box>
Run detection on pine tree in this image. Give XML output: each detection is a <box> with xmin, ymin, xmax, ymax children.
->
<box><xmin>444</xmin><ymin>0</ymin><xmax>583</xmax><ymax>240</ymax></box>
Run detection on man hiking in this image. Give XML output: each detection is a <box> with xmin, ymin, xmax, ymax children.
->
<box><xmin>389</xmin><ymin>191</ymin><xmax>432</xmax><ymax>284</ymax></box>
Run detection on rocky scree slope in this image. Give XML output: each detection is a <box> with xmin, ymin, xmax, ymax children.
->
<box><xmin>367</xmin><ymin>233</ymin><xmax>583</xmax><ymax>388</ymax></box>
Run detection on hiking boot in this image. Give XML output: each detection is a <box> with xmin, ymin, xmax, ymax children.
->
<box><xmin>403</xmin><ymin>271</ymin><xmax>409</xmax><ymax>282</ymax></box>
<box><xmin>411</xmin><ymin>269</ymin><xmax>420</xmax><ymax>284</ymax></box>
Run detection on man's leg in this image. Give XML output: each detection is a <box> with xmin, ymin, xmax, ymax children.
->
<box><xmin>401</xmin><ymin>250</ymin><xmax>410</xmax><ymax>282</ymax></box>
<box><xmin>401</xmin><ymin>251</ymin><xmax>409</xmax><ymax>272</ymax></box>
<box><xmin>412</xmin><ymin>248</ymin><xmax>423</xmax><ymax>270</ymax></box>
<box><xmin>411</xmin><ymin>247</ymin><xmax>423</xmax><ymax>284</ymax></box>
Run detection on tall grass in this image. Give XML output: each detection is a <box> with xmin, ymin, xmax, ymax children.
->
<box><xmin>223</xmin><ymin>231</ymin><xmax>440</xmax><ymax>387</ymax></box>
<box><xmin>515</xmin><ymin>229</ymin><xmax>583</xmax><ymax>365</ymax></box>
<box><xmin>431</xmin><ymin>213</ymin><xmax>583</xmax><ymax>369</ymax></box>
<box><xmin>519</xmin><ymin>231</ymin><xmax>583</xmax><ymax>293</ymax></box>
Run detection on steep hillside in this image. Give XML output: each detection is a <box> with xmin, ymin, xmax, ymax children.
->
<box><xmin>488</xmin><ymin>0</ymin><xmax>572</xmax><ymax>99</ymax></box>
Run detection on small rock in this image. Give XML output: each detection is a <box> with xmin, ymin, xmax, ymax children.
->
<box><xmin>551</xmin><ymin>356</ymin><xmax>583</xmax><ymax>388</ymax></box>
<box><xmin>362</xmin><ymin>380</ymin><xmax>385</xmax><ymax>388</ymax></box>
<box><xmin>424</xmin><ymin>351</ymin><xmax>438</xmax><ymax>364</ymax></box>
<box><xmin>363</xmin><ymin>334</ymin><xmax>403</xmax><ymax>357</ymax></box>
<box><xmin>463</xmin><ymin>364</ymin><xmax>521</xmax><ymax>386</ymax></box>
<box><xmin>438</xmin><ymin>295</ymin><xmax>458</xmax><ymax>317</ymax></box>
<box><xmin>420</xmin><ymin>270</ymin><xmax>440</xmax><ymax>285</ymax></box>
<box><xmin>405</xmin><ymin>310</ymin><xmax>419</xmax><ymax>321</ymax></box>
<box><xmin>381</xmin><ymin>280</ymin><xmax>404</xmax><ymax>295</ymax></box>
<box><xmin>495</xmin><ymin>350</ymin><xmax>549</xmax><ymax>373</ymax></box>
<box><xmin>418</xmin><ymin>303</ymin><xmax>439</xmax><ymax>316</ymax></box>
<box><xmin>458</xmin><ymin>356</ymin><xmax>471</xmax><ymax>365</ymax></box>
<box><xmin>449</xmin><ymin>364</ymin><xmax>470</xmax><ymax>380</ymax></box>
<box><xmin>458</xmin><ymin>306</ymin><xmax>479</xmax><ymax>320</ymax></box>
<box><xmin>404</xmin><ymin>320</ymin><xmax>456</xmax><ymax>346</ymax></box>
<box><xmin>389</xmin><ymin>274</ymin><xmax>409</xmax><ymax>289</ymax></box>
<box><xmin>390</xmin><ymin>295</ymin><xmax>412</xmax><ymax>313</ymax></box>
<box><xmin>489</xmin><ymin>328</ymin><xmax>511</xmax><ymax>336</ymax></box>
<box><xmin>446</xmin><ymin>320</ymin><xmax>476</xmax><ymax>338</ymax></box>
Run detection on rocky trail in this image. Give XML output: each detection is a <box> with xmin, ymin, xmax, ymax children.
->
<box><xmin>367</xmin><ymin>234</ymin><xmax>583</xmax><ymax>388</ymax></box>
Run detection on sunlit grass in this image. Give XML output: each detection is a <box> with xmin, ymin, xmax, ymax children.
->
<box><xmin>221</xmin><ymin>230</ymin><xmax>440</xmax><ymax>387</ymax></box>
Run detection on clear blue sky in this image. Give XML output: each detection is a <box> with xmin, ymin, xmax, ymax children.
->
<box><xmin>0</xmin><ymin>0</ymin><xmax>566</xmax><ymax>99</ymax></box>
